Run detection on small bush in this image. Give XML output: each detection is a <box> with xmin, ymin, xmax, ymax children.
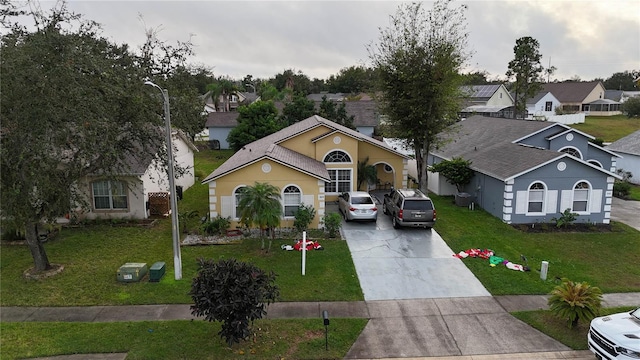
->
<box><xmin>201</xmin><ymin>216</ymin><xmax>231</xmax><ymax>235</ymax></box>
<box><xmin>552</xmin><ymin>209</ymin><xmax>578</xmax><ymax>228</ymax></box>
<box><xmin>189</xmin><ymin>258</ymin><xmax>279</xmax><ymax>346</ymax></box>
<box><xmin>293</xmin><ymin>203</ymin><xmax>316</xmax><ymax>234</ymax></box>
<box><xmin>322</xmin><ymin>212</ymin><xmax>342</xmax><ymax>238</ymax></box>
<box><xmin>614</xmin><ymin>181</ymin><xmax>631</xmax><ymax>198</ymax></box>
<box><xmin>548</xmin><ymin>278</ymin><xmax>602</xmax><ymax>328</ymax></box>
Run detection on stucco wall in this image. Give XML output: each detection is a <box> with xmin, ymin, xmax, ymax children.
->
<box><xmin>208</xmin><ymin>127</ymin><xmax>232</xmax><ymax>149</ymax></box>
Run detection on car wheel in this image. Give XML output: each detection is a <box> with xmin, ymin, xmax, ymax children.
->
<box><xmin>392</xmin><ymin>216</ymin><xmax>400</xmax><ymax>229</ymax></box>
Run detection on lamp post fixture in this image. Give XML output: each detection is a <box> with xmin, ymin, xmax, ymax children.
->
<box><xmin>145</xmin><ymin>80</ymin><xmax>182</xmax><ymax>280</ymax></box>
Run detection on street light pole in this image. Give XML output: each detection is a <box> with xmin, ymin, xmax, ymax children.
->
<box><xmin>145</xmin><ymin>80</ymin><xmax>182</xmax><ymax>280</ymax></box>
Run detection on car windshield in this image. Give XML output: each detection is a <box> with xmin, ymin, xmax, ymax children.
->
<box><xmin>403</xmin><ymin>200</ymin><xmax>433</xmax><ymax>211</ymax></box>
<box><xmin>352</xmin><ymin>196</ymin><xmax>373</xmax><ymax>205</ymax></box>
<box><xmin>632</xmin><ymin>308</ymin><xmax>640</xmax><ymax>319</ymax></box>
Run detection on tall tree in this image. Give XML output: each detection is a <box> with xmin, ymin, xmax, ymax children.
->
<box><xmin>318</xmin><ymin>95</ymin><xmax>356</xmax><ymax>129</ymax></box>
<box><xmin>327</xmin><ymin>65</ymin><xmax>376</xmax><ymax>94</ymax></box>
<box><xmin>279</xmin><ymin>94</ymin><xmax>316</xmax><ymax>126</ymax></box>
<box><xmin>368</xmin><ymin>0</ymin><xmax>470</xmax><ymax>193</ymax></box>
<box><xmin>506</xmin><ymin>36</ymin><xmax>544</xmax><ymax>118</ymax></box>
<box><xmin>603</xmin><ymin>70</ymin><xmax>640</xmax><ymax>91</ymax></box>
<box><xmin>227</xmin><ymin>101</ymin><xmax>281</xmax><ymax>151</ymax></box>
<box><xmin>0</xmin><ymin>4</ymin><xmax>171</xmax><ymax>273</ymax></box>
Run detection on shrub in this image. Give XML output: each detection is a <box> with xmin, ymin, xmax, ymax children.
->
<box><xmin>614</xmin><ymin>181</ymin><xmax>631</xmax><ymax>199</ymax></box>
<box><xmin>201</xmin><ymin>216</ymin><xmax>231</xmax><ymax>236</ymax></box>
<box><xmin>548</xmin><ymin>278</ymin><xmax>602</xmax><ymax>328</ymax></box>
<box><xmin>189</xmin><ymin>258</ymin><xmax>279</xmax><ymax>346</ymax></box>
<box><xmin>552</xmin><ymin>208</ymin><xmax>578</xmax><ymax>228</ymax></box>
<box><xmin>293</xmin><ymin>203</ymin><xmax>316</xmax><ymax>234</ymax></box>
<box><xmin>429</xmin><ymin>157</ymin><xmax>474</xmax><ymax>193</ymax></box>
<box><xmin>322</xmin><ymin>212</ymin><xmax>342</xmax><ymax>238</ymax></box>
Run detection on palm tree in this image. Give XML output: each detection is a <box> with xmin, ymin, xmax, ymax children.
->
<box><xmin>237</xmin><ymin>182</ymin><xmax>282</xmax><ymax>251</ymax></box>
<box><xmin>357</xmin><ymin>157</ymin><xmax>378</xmax><ymax>191</ymax></box>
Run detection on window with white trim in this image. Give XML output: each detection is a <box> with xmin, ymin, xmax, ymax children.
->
<box><xmin>528</xmin><ymin>182</ymin><xmax>545</xmax><ymax>213</ymax></box>
<box><xmin>545</xmin><ymin>101</ymin><xmax>552</xmax><ymax>111</ymax></box>
<box><xmin>234</xmin><ymin>187</ymin><xmax>246</xmax><ymax>219</ymax></box>
<box><xmin>283</xmin><ymin>185</ymin><xmax>301</xmax><ymax>217</ymax></box>
<box><xmin>92</xmin><ymin>180</ymin><xmax>127</xmax><ymax>210</ymax></box>
<box><xmin>324</xmin><ymin>150</ymin><xmax>351</xmax><ymax>163</ymax></box>
<box><xmin>326</xmin><ymin>169</ymin><xmax>351</xmax><ymax>193</ymax></box>
<box><xmin>573</xmin><ymin>181</ymin><xmax>589</xmax><ymax>212</ymax></box>
<box><xmin>561</xmin><ymin>147</ymin><xmax>581</xmax><ymax>159</ymax></box>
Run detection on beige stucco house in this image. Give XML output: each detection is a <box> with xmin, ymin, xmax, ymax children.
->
<box><xmin>201</xmin><ymin>115</ymin><xmax>409</xmax><ymax>229</ymax></box>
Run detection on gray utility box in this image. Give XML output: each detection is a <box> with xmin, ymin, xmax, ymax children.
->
<box><xmin>149</xmin><ymin>261</ymin><xmax>166</xmax><ymax>282</ymax></box>
<box><xmin>117</xmin><ymin>262</ymin><xmax>148</xmax><ymax>283</ymax></box>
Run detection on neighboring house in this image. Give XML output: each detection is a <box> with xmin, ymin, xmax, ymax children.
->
<box><xmin>524</xmin><ymin>91</ymin><xmax>562</xmax><ymax>120</ymax></box>
<box><xmin>204</xmin><ymin>98</ymin><xmax>380</xmax><ymax>149</ymax></box>
<box><xmin>604</xmin><ymin>90</ymin><xmax>640</xmax><ymax>103</ymax></box>
<box><xmin>606</xmin><ymin>130</ymin><xmax>640</xmax><ymax>185</ymax></box>
<box><xmin>73</xmin><ymin>130</ymin><xmax>198</xmax><ymax>220</ymax></box>
<box><xmin>542</xmin><ymin>81</ymin><xmax>621</xmax><ymax>116</ymax></box>
<box><xmin>201</xmin><ymin>115</ymin><xmax>409</xmax><ymax>229</ymax></box>
<box><xmin>428</xmin><ymin>115</ymin><xmax>620</xmax><ymax>225</ymax></box>
<box><xmin>459</xmin><ymin>84</ymin><xmax>514</xmax><ymax>118</ymax></box>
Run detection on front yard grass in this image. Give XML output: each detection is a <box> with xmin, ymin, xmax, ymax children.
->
<box><xmin>1</xmin><ymin>318</ymin><xmax>367</xmax><ymax>360</ymax></box>
<box><xmin>571</xmin><ymin>115</ymin><xmax>640</xmax><ymax>142</ymax></box>
<box><xmin>431</xmin><ymin>195</ymin><xmax>640</xmax><ymax>295</ymax></box>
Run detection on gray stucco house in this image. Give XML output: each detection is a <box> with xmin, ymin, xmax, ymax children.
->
<box><xmin>428</xmin><ymin>116</ymin><xmax>621</xmax><ymax>225</ymax></box>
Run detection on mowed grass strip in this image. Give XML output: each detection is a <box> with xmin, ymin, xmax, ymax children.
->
<box><xmin>431</xmin><ymin>195</ymin><xmax>640</xmax><ymax>295</ymax></box>
<box><xmin>0</xmin><ymin>318</ymin><xmax>367</xmax><ymax>360</ymax></box>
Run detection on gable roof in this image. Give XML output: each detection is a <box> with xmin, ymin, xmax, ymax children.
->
<box><xmin>431</xmin><ymin>116</ymin><xmax>616</xmax><ymax>181</ymax></box>
<box><xmin>541</xmin><ymin>81</ymin><xmax>602</xmax><ymax>103</ymax></box>
<box><xmin>607</xmin><ymin>130</ymin><xmax>640</xmax><ymax>156</ymax></box>
<box><xmin>461</xmin><ymin>85</ymin><xmax>502</xmax><ymax>99</ymax></box>
<box><xmin>202</xmin><ymin>115</ymin><xmax>406</xmax><ymax>183</ymax></box>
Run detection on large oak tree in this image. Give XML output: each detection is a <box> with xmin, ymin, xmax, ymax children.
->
<box><xmin>368</xmin><ymin>0</ymin><xmax>470</xmax><ymax>193</ymax></box>
<box><xmin>0</xmin><ymin>4</ymin><xmax>201</xmax><ymax>273</ymax></box>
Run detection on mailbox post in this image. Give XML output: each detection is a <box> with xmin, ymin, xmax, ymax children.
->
<box><xmin>322</xmin><ymin>310</ymin><xmax>330</xmax><ymax>350</ymax></box>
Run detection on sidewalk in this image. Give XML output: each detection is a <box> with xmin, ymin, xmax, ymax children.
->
<box><xmin>3</xmin><ymin>293</ymin><xmax>638</xmax><ymax>324</ymax></box>
<box><xmin>2</xmin><ymin>293</ymin><xmax>638</xmax><ymax>359</ymax></box>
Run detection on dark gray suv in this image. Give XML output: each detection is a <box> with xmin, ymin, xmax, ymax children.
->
<box><xmin>383</xmin><ymin>189</ymin><xmax>436</xmax><ymax>229</ymax></box>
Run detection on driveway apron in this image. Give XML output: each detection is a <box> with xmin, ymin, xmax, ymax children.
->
<box><xmin>339</xmin><ymin>198</ymin><xmax>571</xmax><ymax>358</ymax></box>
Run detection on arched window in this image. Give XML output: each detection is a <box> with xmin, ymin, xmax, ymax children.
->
<box><xmin>92</xmin><ymin>180</ymin><xmax>128</xmax><ymax>210</ymax></box>
<box><xmin>573</xmin><ymin>181</ymin><xmax>590</xmax><ymax>212</ymax></box>
<box><xmin>587</xmin><ymin>160</ymin><xmax>603</xmax><ymax>168</ymax></box>
<box><xmin>560</xmin><ymin>147</ymin><xmax>582</xmax><ymax>159</ymax></box>
<box><xmin>283</xmin><ymin>185</ymin><xmax>302</xmax><ymax>217</ymax></box>
<box><xmin>527</xmin><ymin>182</ymin><xmax>545</xmax><ymax>213</ymax></box>
<box><xmin>323</xmin><ymin>150</ymin><xmax>351</xmax><ymax>163</ymax></box>
<box><xmin>234</xmin><ymin>186</ymin><xmax>246</xmax><ymax>219</ymax></box>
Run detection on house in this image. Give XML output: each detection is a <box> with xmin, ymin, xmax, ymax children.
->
<box><xmin>604</xmin><ymin>90</ymin><xmax>640</xmax><ymax>104</ymax></box>
<box><xmin>541</xmin><ymin>81</ymin><xmax>621</xmax><ymax>116</ymax></box>
<box><xmin>428</xmin><ymin>115</ymin><xmax>620</xmax><ymax>225</ymax></box>
<box><xmin>201</xmin><ymin>115</ymin><xmax>409</xmax><ymax>229</ymax></box>
<box><xmin>459</xmin><ymin>84</ymin><xmax>514</xmax><ymax>118</ymax></box>
<box><xmin>72</xmin><ymin>130</ymin><xmax>198</xmax><ymax>220</ymax></box>
<box><xmin>606</xmin><ymin>130</ymin><xmax>640</xmax><ymax>185</ymax></box>
<box><xmin>524</xmin><ymin>91</ymin><xmax>562</xmax><ymax>120</ymax></box>
<box><xmin>204</xmin><ymin>97</ymin><xmax>380</xmax><ymax>149</ymax></box>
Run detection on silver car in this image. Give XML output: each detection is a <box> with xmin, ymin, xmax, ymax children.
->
<box><xmin>338</xmin><ymin>191</ymin><xmax>378</xmax><ymax>222</ymax></box>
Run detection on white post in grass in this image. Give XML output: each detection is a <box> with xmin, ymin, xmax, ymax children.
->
<box><xmin>302</xmin><ymin>231</ymin><xmax>307</xmax><ymax>276</ymax></box>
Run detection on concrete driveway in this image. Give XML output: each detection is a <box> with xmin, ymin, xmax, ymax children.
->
<box><xmin>611</xmin><ymin>197</ymin><xmax>640</xmax><ymax>231</ymax></box>
<box><xmin>337</xmin><ymin>197</ymin><xmax>572</xmax><ymax>358</ymax></box>
<box><xmin>342</xmin><ymin>211</ymin><xmax>490</xmax><ymax>301</ymax></box>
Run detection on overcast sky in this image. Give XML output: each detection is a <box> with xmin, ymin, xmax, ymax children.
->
<box><xmin>34</xmin><ymin>0</ymin><xmax>640</xmax><ymax>82</ymax></box>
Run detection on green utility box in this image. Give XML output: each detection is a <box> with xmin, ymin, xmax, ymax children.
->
<box><xmin>117</xmin><ymin>262</ymin><xmax>148</xmax><ymax>283</ymax></box>
<box><xmin>149</xmin><ymin>261</ymin><xmax>166</xmax><ymax>282</ymax></box>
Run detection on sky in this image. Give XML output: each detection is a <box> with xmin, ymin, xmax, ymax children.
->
<box><xmin>27</xmin><ymin>1</ymin><xmax>640</xmax><ymax>82</ymax></box>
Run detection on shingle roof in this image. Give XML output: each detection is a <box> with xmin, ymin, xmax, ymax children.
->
<box><xmin>204</xmin><ymin>112</ymin><xmax>241</xmax><ymax>127</ymax></box>
<box><xmin>431</xmin><ymin>116</ymin><xmax>564</xmax><ymax>180</ymax></box>
<box><xmin>607</xmin><ymin>130</ymin><xmax>640</xmax><ymax>156</ymax></box>
<box><xmin>202</xmin><ymin>115</ymin><xmax>406</xmax><ymax>183</ymax></box>
<box><xmin>541</xmin><ymin>81</ymin><xmax>602</xmax><ymax>103</ymax></box>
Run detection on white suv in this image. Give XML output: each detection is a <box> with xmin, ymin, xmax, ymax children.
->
<box><xmin>588</xmin><ymin>308</ymin><xmax>640</xmax><ymax>359</ymax></box>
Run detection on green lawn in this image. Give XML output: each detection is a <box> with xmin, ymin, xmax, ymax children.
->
<box><xmin>571</xmin><ymin>115</ymin><xmax>640</xmax><ymax>142</ymax></box>
<box><xmin>2</xmin><ymin>147</ymin><xmax>640</xmax><ymax>359</ymax></box>
<box><xmin>431</xmin><ymin>195</ymin><xmax>640</xmax><ymax>295</ymax></box>
<box><xmin>0</xmin><ymin>318</ymin><xmax>367</xmax><ymax>360</ymax></box>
